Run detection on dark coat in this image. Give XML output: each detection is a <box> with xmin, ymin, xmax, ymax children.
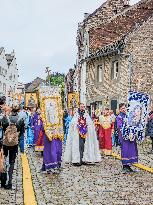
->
<box><xmin>146</xmin><ymin>112</ymin><xmax>153</xmax><ymax>138</ymax></box>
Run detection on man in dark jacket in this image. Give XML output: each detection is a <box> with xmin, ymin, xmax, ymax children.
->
<box><xmin>146</xmin><ymin>106</ymin><xmax>153</xmax><ymax>154</ymax></box>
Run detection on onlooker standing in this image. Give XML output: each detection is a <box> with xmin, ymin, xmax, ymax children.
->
<box><xmin>3</xmin><ymin>108</ymin><xmax>19</xmax><ymax>189</ymax></box>
<box><xmin>146</xmin><ymin>106</ymin><xmax>153</xmax><ymax>154</ymax></box>
<box><xmin>18</xmin><ymin>106</ymin><xmax>27</xmax><ymax>153</ymax></box>
<box><xmin>0</xmin><ymin>96</ymin><xmax>9</xmax><ymax>188</ymax></box>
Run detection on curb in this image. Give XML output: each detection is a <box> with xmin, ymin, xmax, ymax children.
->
<box><xmin>112</xmin><ymin>152</ymin><xmax>153</xmax><ymax>174</ymax></box>
<box><xmin>21</xmin><ymin>154</ymin><xmax>37</xmax><ymax>205</ymax></box>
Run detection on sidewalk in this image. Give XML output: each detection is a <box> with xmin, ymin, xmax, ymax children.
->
<box><xmin>0</xmin><ymin>154</ymin><xmax>23</xmax><ymax>205</ymax></box>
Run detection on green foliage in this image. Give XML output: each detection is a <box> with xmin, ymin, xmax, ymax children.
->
<box><xmin>47</xmin><ymin>72</ymin><xmax>65</xmax><ymax>107</ymax></box>
<box><xmin>50</xmin><ymin>72</ymin><xmax>65</xmax><ymax>86</ymax></box>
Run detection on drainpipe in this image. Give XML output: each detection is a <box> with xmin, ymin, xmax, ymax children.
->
<box><xmin>128</xmin><ymin>54</ymin><xmax>133</xmax><ymax>92</ymax></box>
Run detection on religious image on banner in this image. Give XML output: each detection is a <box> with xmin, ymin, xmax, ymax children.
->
<box><xmin>39</xmin><ymin>86</ymin><xmax>63</xmax><ymax>141</ymax></box>
<box><xmin>122</xmin><ymin>91</ymin><xmax>150</xmax><ymax>142</ymax></box>
<box><xmin>25</xmin><ymin>93</ymin><xmax>38</xmax><ymax>108</ymax></box>
<box><xmin>68</xmin><ymin>92</ymin><xmax>79</xmax><ymax>109</ymax></box>
<box><xmin>45</xmin><ymin>98</ymin><xmax>59</xmax><ymax>125</ymax></box>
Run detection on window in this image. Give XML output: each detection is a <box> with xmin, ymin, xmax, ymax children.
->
<box><xmin>97</xmin><ymin>65</ymin><xmax>103</xmax><ymax>83</ymax></box>
<box><xmin>111</xmin><ymin>60</ymin><xmax>119</xmax><ymax>80</ymax></box>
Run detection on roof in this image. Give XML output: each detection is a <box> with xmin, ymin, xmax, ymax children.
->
<box><xmin>89</xmin><ymin>0</ymin><xmax>153</xmax><ymax>54</ymax></box>
<box><xmin>25</xmin><ymin>77</ymin><xmax>46</xmax><ymax>92</ymax></box>
<box><xmin>83</xmin><ymin>1</ymin><xmax>107</xmax><ymax>23</ymax></box>
<box><xmin>83</xmin><ymin>0</ymin><xmax>130</xmax><ymax>26</ymax></box>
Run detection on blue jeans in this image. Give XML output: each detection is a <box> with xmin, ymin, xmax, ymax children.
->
<box><xmin>19</xmin><ymin>134</ymin><xmax>24</xmax><ymax>153</ymax></box>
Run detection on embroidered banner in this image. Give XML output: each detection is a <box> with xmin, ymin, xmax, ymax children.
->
<box><xmin>68</xmin><ymin>92</ymin><xmax>79</xmax><ymax>109</ymax></box>
<box><xmin>123</xmin><ymin>91</ymin><xmax>150</xmax><ymax>142</ymax></box>
<box><xmin>39</xmin><ymin>85</ymin><xmax>63</xmax><ymax>141</ymax></box>
<box><xmin>25</xmin><ymin>92</ymin><xmax>38</xmax><ymax>108</ymax></box>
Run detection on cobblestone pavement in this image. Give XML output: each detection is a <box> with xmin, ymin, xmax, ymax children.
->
<box><xmin>28</xmin><ymin>145</ymin><xmax>153</xmax><ymax>205</ymax></box>
<box><xmin>113</xmin><ymin>138</ymin><xmax>153</xmax><ymax>168</ymax></box>
<box><xmin>0</xmin><ymin>154</ymin><xmax>23</xmax><ymax>205</ymax></box>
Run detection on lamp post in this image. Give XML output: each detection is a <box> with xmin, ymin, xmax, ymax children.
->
<box><xmin>45</xmin><ymin>67</ymin><xmax>51</xmax><ymax>86</ymax></box>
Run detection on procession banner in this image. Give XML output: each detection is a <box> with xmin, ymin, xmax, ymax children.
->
<box><xmin>25</xmin><ymin>92</ymin><xmax>38</xmax><ymax>108</ymax></box>
<box><xmin>39</xmin><ymin>85</ymin><xmax>63</xmax><ymax>141</ymax></box>
<box><xmin>13</xmin><ymin>93</ymin><xmax>24</xmax><ymax>107</ymax></box>
<box><xmin>123</xmin><ymin>91</ymin><xmax>150</xmax><ymax>142</ymax></box>
<box><xmin>68</xmin><ymin>92</ymin><xmax>79</xmax><ymax>109</ymax></box>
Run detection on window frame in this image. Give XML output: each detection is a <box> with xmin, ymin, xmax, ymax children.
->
<box><xmin>97</xmin><ymin>65</ymin><xmax>103</xmax><ymax>83</ymax></box>
<box><xmin>111</xmin><ymin>60</ymin><xmax>119</xmax><ymax>80</ymax></box>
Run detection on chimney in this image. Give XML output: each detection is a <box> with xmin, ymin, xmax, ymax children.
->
<box><xmin>84</xmin><ymin>13</ymin><xmax>90</xmax><ymax>19</ymax></box>
<box><xmin>124</xmin><ymin>0</ymin><xmax>130</xmax><ymax>7</ymax></box>
<box><xmin>11</xmin><ymin>49</ymin><xmax>15</xmax><ymax>57</ymax></box>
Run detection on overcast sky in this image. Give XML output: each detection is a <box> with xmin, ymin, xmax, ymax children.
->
<box><xmin>0</xmin><ymin>0</ymin><xmax>139</xmax><ymax>83</ymax></box>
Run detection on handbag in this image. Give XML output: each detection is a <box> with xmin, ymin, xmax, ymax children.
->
<box><xmin>0</xmin><ymin>149</ymin><xmax>4</xmax><ymax>172</ymax></box>
<box><xmin>0</xmin><ymin>149</ymin><xmax>7</xmax><ymax>188</ymax></box>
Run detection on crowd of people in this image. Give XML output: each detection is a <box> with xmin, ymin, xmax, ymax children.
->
<box><xmin>63</xmin><ymin>103</ymin><xmax>153</xmax><ymax>172</ymax></box>
<box><xmin>0</xmin><ymin>93</ymin><xmax>153</xmax><ymax>190</ymax></box>
<box><xmin>0</xmin><ymin>96</ymin><xmax>46</xmax><ymax>190</ymax></box>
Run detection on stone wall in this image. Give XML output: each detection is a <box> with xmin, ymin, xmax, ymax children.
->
<box><xmin>86</xmin><ymin>54</ymin><xmax>129</xmax><ymax>108</ymax></box>
<box><xmin>124</xmin><ymin>16</ymin><xmax>153</xmax><ymax>102</ymax></box>
<box><xmin>86</xmin><ymin>15</ymin><xmax>153</xmax><ymax>108</ymax></box>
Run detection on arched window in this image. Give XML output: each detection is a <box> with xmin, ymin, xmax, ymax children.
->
<box><xmin>111</xmin><ymin>60</ymin><xmax>119</xmax><ymax>80</ymax></box>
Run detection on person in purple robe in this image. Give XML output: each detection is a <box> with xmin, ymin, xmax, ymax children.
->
<box><xmin>116</xmin><ymin>103</ymin><xmax>138</xmax><ymax>173</ymax></box>
<box><xmin>41</xmin><ymin>137</ymin><xmax>62</xmax><ymax>173</ymax></box>
<box><xmin>34</xmin><ymin>113</ymin><xmax>44</xmax><ymax>152</ymax></box>
<box><xmin>40</xmin><ymin>109</ymin><xmax>62</xmax><ymax>173</ymax></box>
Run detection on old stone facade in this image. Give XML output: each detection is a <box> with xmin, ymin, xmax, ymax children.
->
<box><xmin>86</xmin><ymin>0</ymin><xmax>153</xmax><ymax>113</ymax></box>
<box><xmin>76</xmin><ymin>0</ymin><xmax>130</xmax><ymax>105</ymax></box>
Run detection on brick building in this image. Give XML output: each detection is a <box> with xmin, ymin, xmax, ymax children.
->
<box><xmin>86</xmin><ymin>0</ymin><xmax>153</xmax><ymax>114</ymax></box>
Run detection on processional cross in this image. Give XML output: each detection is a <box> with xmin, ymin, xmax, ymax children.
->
<box><xmin>45</xmin><ymin>67</ymin><xmax>51</xmax><ymax>86</ymax></box>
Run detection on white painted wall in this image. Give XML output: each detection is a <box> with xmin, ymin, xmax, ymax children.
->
<box><xmin>0</xmin><ymin>48</ymin><xmax>18</xmax><ymax>106</ymax></box>
<box><xmin>80</xmin><ymin>61</ymin><xmax>86</xmax><ymax>105</ymax></box>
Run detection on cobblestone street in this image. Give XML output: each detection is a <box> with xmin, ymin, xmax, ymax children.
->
<box><xmin>1</xmin><ymin>141</ymin><xmax>153</xmax><ymax>205</ymax></box>
<box><xmin>28</xmin><ymin>142</ymin><xmax>153</xmax><ymax>205</ymax></box>
<box><xmin>0</xmin><ymin>155</ymin><xmax>23</xmax><ymax>205</ymax></box>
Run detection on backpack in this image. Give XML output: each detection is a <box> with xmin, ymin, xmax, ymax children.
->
<box><xmin>3</xmin><ymin>125</ymin><xmax>19</xmax><ymax>146</ymax></box>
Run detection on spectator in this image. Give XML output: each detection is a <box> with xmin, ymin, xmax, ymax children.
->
<box><xmin>146</xmin><ymin>106</ymin><xmax>153</xmax><ymax>154</ymax></box>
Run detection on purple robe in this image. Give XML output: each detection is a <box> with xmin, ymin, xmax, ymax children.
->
<box><xmin>42</xmin><ymin>137</ymin><xmax>62</xmax><ymax>170</ymax></box>
<box><xmin>116</xmin><ymin>112</ymin><xmax>138</xmax><ymax>165</ymax></box>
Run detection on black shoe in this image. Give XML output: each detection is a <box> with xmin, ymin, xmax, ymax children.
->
<box><xmin>1</xmin><ymin>172</ymin><xmax>7</xmax><ymax>188</ymax></box>
<box><xmin>122</xmin><ymin>167</ymin><xmax>130</xmax><ymax>174</ymax></box>
<box><xmin>73</xmin><ymin>163</ymin><xmax>82</xmax><ymax>167</ymax></box>
<box><xmin>127</xmin><ymin>166</ymin><xmax>134</xmax><ymax>172</ymax></box>
<box><xmin>4</xmin><ymin>184</ymin><xmax>12</xmax><ymax>190</ymax></box>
